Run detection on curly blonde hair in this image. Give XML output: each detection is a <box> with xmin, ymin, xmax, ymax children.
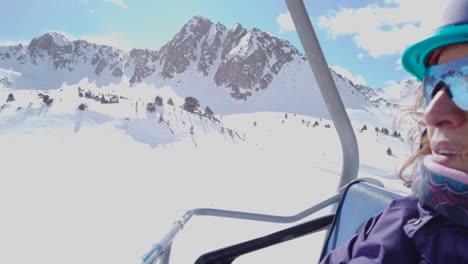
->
<box><xmin>398</xmin><ymin>86</ymin><xmax>432</xmax><ymax>187</ymax></box>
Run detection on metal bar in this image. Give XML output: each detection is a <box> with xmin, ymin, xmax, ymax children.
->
<box><xmin>159</xmin><ymin>243</ymin><xmax>172</xmax><ymax>264</ymax></box>
<box><xmin>141</xmin><ymin>211</ymin><xmax>194</xmax><ymax>264</ymax></box>
<box><xmin>192</xmin><ymin>194</ymin><xmax>339</xmax><ymax>223</ymax></box>
<box><xmin>285</xmin><ymin>0</ymin><xmax>359</xmax><ymax>190</ymax></box>
<box><xmin>141</xmin><ymin>194</ymin><xmax>340</xmax><ymax>264</ymax></box>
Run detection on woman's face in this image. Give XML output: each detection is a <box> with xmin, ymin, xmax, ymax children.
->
<box><xmin>423</xmin><ymin>43</ymin><xmax>468</xmax><ymax>172</ymax></box>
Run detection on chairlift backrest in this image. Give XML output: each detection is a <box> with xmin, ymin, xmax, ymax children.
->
<box><xmin>320</xmin><ymin>180</ymin><xmax>403</xmax><ymax>260</ymax></box>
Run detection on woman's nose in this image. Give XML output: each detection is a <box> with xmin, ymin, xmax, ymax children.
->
<box><xmin>423</xmin><ymin>88</ymin><xmax>466</xmax><ymax>128</ymax></box>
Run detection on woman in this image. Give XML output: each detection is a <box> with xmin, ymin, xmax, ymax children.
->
<box><xmin>321</xmin><ymin>0</ymin><xmax>468</xmax><ymax>263</ymax></box>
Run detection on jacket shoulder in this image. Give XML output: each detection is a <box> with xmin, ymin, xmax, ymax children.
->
<box><xmin>321</xmin><ymin>195</ymin><xmax>421</xmax><ymax>264</ymax></box>
<box><xmin>384</xmin><ymin>195</ymin><xmax>420</xmax><ymax>218</ymax></box>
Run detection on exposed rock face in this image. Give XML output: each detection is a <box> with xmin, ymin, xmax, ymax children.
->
<box><xmin>128</xmin><ymin>49</ymin><xmax>158</xmax><ymax>84</ymax></box>
<box><xmin>159</xmin><ymin>16</ymin><xmax>211</xmax><ymax>79</ymax></box>
<box><xmin>198</xmin><ymin>22</ymin><xmax>226</xmax><ymax>76</ymax></box>
<box><xmin>221</xmin><ymin>23</ymin><xmax>248</xmax><ymax>60</ymax></box>
<box><xmin>112</xmin><ymin>67</ymin><xmax>123</xmax><ymax>77</ymax></box>
<box><xmin>151</xmin><ymin>16</ymin><xmax>301</xmax><ymax>100</ymax></box>
<box><xmin>215</xmin><ymin>28</ymin><xmax>299</xmax><ymax>99</ymax></box>
<box><xmin>28</xmin><ymin>32</ymin><xmax>74</xmax><ymax>69</ymax></box>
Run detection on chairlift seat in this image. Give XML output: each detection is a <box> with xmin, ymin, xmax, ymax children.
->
<box><xmin>195</xmin><ymin>180</ymin><xmax>404</xmax><ymax>264</ymax></box>
<box><xmin>320</xmin><ymin>180</ymin><xmax>403</xmax><ymax>259</ymax></box>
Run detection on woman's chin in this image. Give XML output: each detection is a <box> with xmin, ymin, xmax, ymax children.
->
<box><xmin>430</xmin><ymin>154</ymin><xmax>468</xmax><ymax>173</ymax></box>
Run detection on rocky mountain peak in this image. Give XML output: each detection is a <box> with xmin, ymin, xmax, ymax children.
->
<box><xmin>214</xmin><ymin>24</ymin><xmax>301</xmax><ymax>100</ymax></box>
<box><xmin>182</xmin><ymin>16</ymin><xmax>214</xmax><ymax>38</ymax></box>
<box><xmin>28</xmin><ymin>32</ymin><xmax>72</xmax><ymax>52</ymax></box>
<box><xmin>158</xmin><ymin>16</ymin><xmax>216</xmax><ymax>79</ymax></box>
<box><xmin>26</xmin><ymin>32</ymin><xmax>74</xmax><ymax>69</ymax></box>
<box><xmin>231</xmin><ymin>23</ymin><xmax>244</xmax><ymax>32</ymax></box>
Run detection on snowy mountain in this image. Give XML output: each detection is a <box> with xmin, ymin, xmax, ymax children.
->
<box><xmin>0</xmin><ymin>32</ymin><xmax>127</xmax><ymax>89</ymax></box>
<box><xmin>0</xmin><ymin>16</ymin><xmax>301</xmax><ymax>96</ymax></box>
<box><xmin>376</xmin><ymin>78</ymin><xmax>420</xmax><ymax>111</ymax></box>
<box><xmin>0</xmin><ymin>16</ymin><xmax>402</xmax><ymax>126</ymax></box>
<box><xmin>350</xmin><ymin>78</ymin><xmax>420</xmax><ymax>114</ymax></box>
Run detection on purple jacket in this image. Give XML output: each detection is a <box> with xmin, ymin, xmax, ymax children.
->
<box><xmin>320</xmin><ymin>196</ymin><xmax>468</xmax><ymax>263</ymax></box>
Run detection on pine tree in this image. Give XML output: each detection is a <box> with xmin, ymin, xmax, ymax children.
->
<box><xmin>360</xmin><ymin>124</ymin><xmax>368</xmax><ymax>132</ymax></box>
<box><xmin>204</xmin><ymin>106</ymin><xmax>214</xmax><ymax>117</ymax></box>
<box><xmin>387</xmin><ymin>147</ymin><xmax>393</xmax><ymax>156</ymax></box>
<box><xmin>253</xmin><ymin>121</ymin><xmax>257</xmax><ymax>127</ymax></box>
<box><xmin>190</xmin><ymin>125</ymin><xmax>194</xmax><ymax>135</ymax></box>
<box><xmin>284</xmin><ymin>113</ymin><xmax>288</xmax><ymax>119</ymax></box>
<box><xmin>146</xmin><ymin>103</ymin><xmax>156</xmax><ymax>113</ymax></box>
<box><xmin>41</xmin><ymin>95</ymin><xmax>53</xmax><ymax>106</ymax></box>
<box><xmin>167</xmin><ymin>98</ymin><xmax>174</xmax><ymax>106</ymax></box>
<box><xmin>381</xmin><ymin>128</ymin><xmax>389</xmax><ymax>135</ymax></box>
<box><xmin>155</xmin><ymin>96</ymin><xmax>163</xmax><ymax>106</ymax></box>
<box><xmin>159</xmin><ymin>114</ymin><xmax>164</xmax><ymax>123</ymax></box>
<box><xmin>78</xmin><ymin>103</ymin><xmax>87</xmax><ymax>111</ymax></box>
<box><xmin>183</xmin><ymin>96</ymin><xmax>200</xmax><ymax>113</ymax></box>
<box><xmin>100</xmin><ymin>94</ymin><xmax>108</xmax><ymax>104</ymax></box>
<box><xmin>6</xmin><ymin>93</ymin><xmax>15</xmax><ymax>102</ymax></box>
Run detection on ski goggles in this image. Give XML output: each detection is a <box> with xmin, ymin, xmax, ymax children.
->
<box><xmin>423</xmin><ymin>56</ymin><xmax>468</xmax><ymax>110</ymax></box>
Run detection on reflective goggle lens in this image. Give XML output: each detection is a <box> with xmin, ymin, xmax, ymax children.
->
<box><xmin>423</xmin><ymin>56</ymin><xmax>468</xmax><ymax>111</ymax></box>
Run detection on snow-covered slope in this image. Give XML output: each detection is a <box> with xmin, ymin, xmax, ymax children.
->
<box><xmin>0</xmin><ymin>86</ymin><xmax>412</xmax><ymax>264</ymax></box>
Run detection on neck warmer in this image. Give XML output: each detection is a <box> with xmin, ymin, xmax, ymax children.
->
<box><xmin>412</xmin><ymin>155</ymin><xmax>468</xmax><ymax>227</ymax></box>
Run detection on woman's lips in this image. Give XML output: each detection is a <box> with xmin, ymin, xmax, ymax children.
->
<box><xmin>432</xmin><ymin>142</ymin><xmax>465</xmax><ymax>154</ymax></box>
<box><xmin>431</xmin><ymin>141</ymin><xmax>466</xmax><ymax>167</ymax></box>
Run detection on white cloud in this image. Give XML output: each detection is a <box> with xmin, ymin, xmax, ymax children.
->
<box><xmin>277</xmin><ymin>12</ymin><xmax>296</xmax><ymax>33</ymax></box>
<box><xmin>357</xmin><ymin>53</ymin><xmax>365</xmax><ymax>60</ymax></box>
<box><xmin>331</xmin><ymin>65</ymin><xmax>367</xmax><ymax>86</ymax></box>
<box><xmin>103</xmin><ymin>0</ymin><xmax>127</xmax><ymax>10</ymax></box>
<box><xmin>395</xmin><ymin>58</ymin><xmax>403</xmax><ymax>71</ymax></box>
<box><xmin>385</xmin><ymin>80</ymin><xmax>398</xmax><ymax>87</ymax></box>
<box><xmin>318</xmin><ymin>0</ymin><xmax>444</xmax><ymax>57</ymax></box>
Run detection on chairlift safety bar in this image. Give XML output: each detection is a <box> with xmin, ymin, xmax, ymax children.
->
<box><xmin>141</xmin><ymin>194</ymin><xmax>340</xmax><ymax>264</ymax></box>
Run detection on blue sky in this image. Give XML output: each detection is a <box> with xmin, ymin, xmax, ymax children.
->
<box><xmin>1</xmin><ymin>0</ymin><xmax>443</xmax><ymax>88</ymax></box>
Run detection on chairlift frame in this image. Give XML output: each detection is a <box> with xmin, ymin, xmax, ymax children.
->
<box><xmin>141</xmin><ymin>0</ymin><xmax>393</xmax><ymax>263</ymax></box>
